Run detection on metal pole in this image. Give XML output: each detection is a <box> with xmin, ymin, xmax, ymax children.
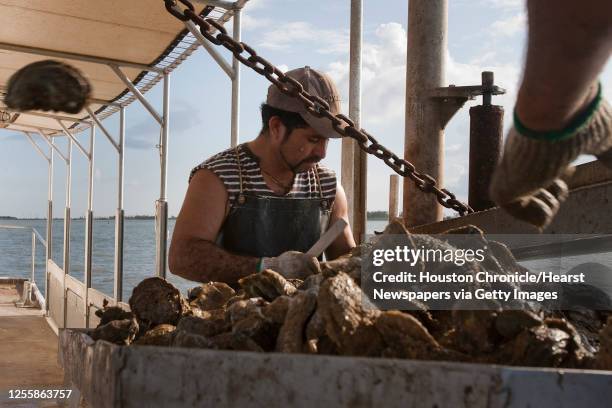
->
<box><xmin>84</xmin><ymin>126</ymin><xmax>95</xmax><ymax>327</ymax></box>
<box><xmin>343</xmin><ymin>0</ymin><xmax>365</xmax><ymax>243</ymax></box>
<box><xmin>156</xmin><ymin>74</ymin><xmax>170</xmax><ymax>278</ymax></box>
<box><xmin>389</xmin><ymin>175</ymin><xmax>399</xmax><ymax>221</ymax></box>
<box><xmin>230</xmin><ymin>8</ymin><xmax>241</xmax><ymax>147</ymax></box>
<box><xmin>185</xmin><ymin>20</ymin><xmax>234</xmax><ymax>78</ymax></box>
<box><xmin>469</xmin><ymin>72</ymin><xmax>504</xmax><ymax>211</ymax></box>
<box><xmin>63</xmin><ymin>140</ymin><xmax>72</xmax><ymax>276</ymax></box>
<box><xmin>45</xmin><ymin>138</ymin><xmax>54</xmax><ymax>313</ymax></box>
<box><xmin>403</xmin><ymin>0</ymin><xmax>447</xmax><ymax>227</ymax></box>
<box><xmin>31</xmin><ymin>232</ymin><xmax>36</xmax><ymax>283</ymax></box>
<box><xmin>114</xmin><ymin>107</ymin><xmax>126</xmax><ymax>301</ymax></box>
<box><xmin>110</xmin><ymin>65</ymin><xmax>163</xmax><ymax>125</ymax></box>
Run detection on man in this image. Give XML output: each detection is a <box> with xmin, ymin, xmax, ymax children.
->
<box><xmin>490</xmin><ymin>0</ymin><xmax>611</xmax><ymax>228</ymax></box>
<box><xmin>169</xmin><ymin>66</ymin><xmax>356</xmax><ymax>287</ymax></box>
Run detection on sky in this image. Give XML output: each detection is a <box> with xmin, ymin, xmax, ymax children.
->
<box><xmin>1</xmin><ymin>0</ymin><xmax>611</xmax><ymax>218</ymax></box>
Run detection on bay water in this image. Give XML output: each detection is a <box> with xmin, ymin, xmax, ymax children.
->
<box><xmin>1</xmin><ymin>219</ymin><xmax>610</xmax><ymax>299</ymax></box>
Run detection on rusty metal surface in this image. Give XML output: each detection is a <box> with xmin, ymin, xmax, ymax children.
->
<box><xmin>59</xmin><ymin>328</ymin><xmax>612</xmax><ymax>408</ymax></box>
<box><xmin>411</xmin><ymin>181</ymin><xmax>612</xmax><ymax>234</ymax></box>
<box><xmin>403</xmin><ymin>0</ymin><xmax>448</xmax><ymax>226</ymax></box>
<box><xmin>469</xmin><ymin>105</ymin><xmax>504</xmax><ymax>211</ymax></box>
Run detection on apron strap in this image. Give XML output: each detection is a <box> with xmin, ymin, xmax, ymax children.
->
<box><xmin>314</xmin><ymin>164</ymin><xmax>323</xmax><ymax>199</ymax></box>
<box><xmin>233</xmin><ymin>146</ymin><xmax>246</xmax><ymax>204</ymax></box>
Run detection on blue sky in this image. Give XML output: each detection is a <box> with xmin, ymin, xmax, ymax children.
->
<box><xmin>1</xmin><ymin>0</ymin><xmax>611</xmax><ymax>218</ymax></box>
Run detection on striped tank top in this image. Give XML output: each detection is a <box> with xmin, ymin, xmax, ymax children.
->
<box><xmin>190</xmin><ymin>143</ymin><xmax>337</xmax><ymax>208</ymax></box>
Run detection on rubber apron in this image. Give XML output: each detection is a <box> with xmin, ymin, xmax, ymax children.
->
<box><xmin>219</xmin><ymin>148</ymin><xmax>331</xmax><ymax>258</ymax></box>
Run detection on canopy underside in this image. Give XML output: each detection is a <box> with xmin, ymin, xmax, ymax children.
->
<box><xmin>0</xmin><ymin>0</ymin><xmax>238</xmax><ymax>135</ymax></box>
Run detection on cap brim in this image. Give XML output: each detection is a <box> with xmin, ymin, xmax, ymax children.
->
<box><xmin>301</xmin><ymin>111</ymin><xmax>346</xmax><ymax>139</ymax></box>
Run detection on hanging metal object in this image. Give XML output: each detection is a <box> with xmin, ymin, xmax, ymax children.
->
<box><xmin>4</xmin><ymin>59</ymin><xmax>91</xmax><ymax>113</ymax></box>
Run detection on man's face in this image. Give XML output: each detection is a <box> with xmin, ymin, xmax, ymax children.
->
<box><xmin>279</xmin><ymin>126</ymin><xmax>328</xmax><ymax>173</ymax></box>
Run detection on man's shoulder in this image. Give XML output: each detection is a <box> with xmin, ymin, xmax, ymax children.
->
<box><xmin>189</xmin><ymin>146</ymin><xmax>242</xmax><ymax>182</ymax></box>
<box><xmin>316</xmin><ymin>163</ymin><xmax>336</xmax><ymax>180</ymax></box>
<box><xmin>202</xmin><ymin>146</ymin><xmax>241</xmax><ymax>166</ymax></box>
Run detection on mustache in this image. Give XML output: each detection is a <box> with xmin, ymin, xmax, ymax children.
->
<box><xmin>299</xmin><ymin>156</ymin><xmax>322</xmax><ymax>165</ymax></box>
<box><xmin>290</xmin><ymin>156</ymin><xmax>321</xmax><ymax>172</ymax></box>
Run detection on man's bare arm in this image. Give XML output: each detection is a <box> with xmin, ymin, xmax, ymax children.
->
<box><xmin>169</xmin><ymin>169</ymin><xmax>258</xmax><ymax>287</ymax></box>
<box><xmin>324</xmin><ymin>183</ymin><xmax>356</xmax><ymax>260</ymax></box>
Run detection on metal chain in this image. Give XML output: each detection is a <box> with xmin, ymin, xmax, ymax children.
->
<box><xmin>163</xmin><ymin>0</ymin><xmax>474</xmax><ymax>216</ymax></box>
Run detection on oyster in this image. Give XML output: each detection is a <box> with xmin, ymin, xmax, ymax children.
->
<box><xmin>129</xmin><ymin>277</ymin><xmax>188</xmax><ymax>326</ymax></box>
<box><xmin>188</xmin><ymin>282</ymin><xmax>235</xmax><ymax>311</ymax></box>
<box><xmin>177</xmin><ymin>314</ymin><xmax>230</xmax><ymax>338</ymax></box>
<box><xmin>317</xmin><ymin>272</ymin><xmax>384</xmax><ymax>356</ymax></box>
<box><xmin>375</xmin><ymin>311</ymin><xmax>442</xmax><ymax>360</ymax></box>
<box><xmin>595</xmin><ymin>316</ymin><xmax>612</xmax><ymax>370</ymax></box>
<box><xmin>134</xmin><ymin>324</ymin><xmax>176</xmax><ymax>346</ymax></box>
<box><xmin>5</xmin><ymin>60</ymin><xmax>91</xmax><ymax>113</ymax></box>
<box><xmin>276</xmin><ymin>290</ymin><xmax>317</xmax><ymax>353</ymax></box>
<box><xmin>91</xmin><ymin>318</ymin><xmax>139</xmax><ymax>346</ymax></box>
<box><xmin>95</xmin><ymin>303</ymin><xmax>133</xmax><ymax>327</ymax></box>
<box><xmin>238</xmin><ymin>269</ymin><xmax>297</xmax><ymax>301</ymax></box>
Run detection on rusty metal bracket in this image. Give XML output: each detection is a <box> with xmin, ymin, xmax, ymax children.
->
<box><xmin>431</xmin><ymin>71</ymin><xmax>506</xmax><ymax>128</ymax></box>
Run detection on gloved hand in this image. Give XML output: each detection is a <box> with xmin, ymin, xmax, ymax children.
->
<box><xmin>500</xmin><ymin>177</ymin><xmax>570</xmax><ymax>229</ymax></box>
<box><xmin>490</xmin><ymin>90</ymin><xmax>612</xmax><ymax>228</ymax></box>
<box><xmin>259</xmin><ymin>251</ymin><xmax>320</xmax><ymax>280</ymax></box>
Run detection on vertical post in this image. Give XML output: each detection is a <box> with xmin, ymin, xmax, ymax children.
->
<box><xmin>31</xmin><ymin>232</ymin><xmax>36</xmax><ymax>284</ymax></box>
<box><xmin>63</xmin><ymin>139</ymin><xmax>72</xmax><ymax>276</ymax></box>
<box><xmin>45</xmin><ymin>138</ymin><xmax>54</xmax><ymax>312</ymax></box>
<box><xmin>84</xmin><ymin>126</ymin><xmax>95</xmax><ymax>327</ymax></box>
<box><xmin>156</xmin><ymin>73</ymin><xmax>170</xmax><ymax>279</ymax></box>
<box><xmin>344</xmin><ymin>0</ymin><xmax>365</xmax><ymax>244</ymax></box>
<box><xmin>403</xmin><ymin>0</ymin><xmax>447</xmax><ymax>227</ymax></box>
<box><xmin>114</xmin><ymin>107</ymin><xmax>126</xmax><ymax>301</ymax></box>
<box><xmin>469</xmin><ymin>72</ymin><xmax>504</xmax><ymax>211</ymax></box>
<box><xmin>389</xmin><ymin>175</ymin><xmax>399</xmax><ymax>221</ymax></box>
<box><xmin>230</xmin><ymin>8</ymin><xmax>241</xmax><ymax>147</ymax></box>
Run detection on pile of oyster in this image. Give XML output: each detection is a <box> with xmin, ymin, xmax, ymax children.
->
<box><xmin>91</xmin><ymin>222</ymin><xmax>612</xmax><ymax>370</ymax></box>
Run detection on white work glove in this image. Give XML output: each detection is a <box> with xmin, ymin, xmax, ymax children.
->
<box><xmin>490</xmin><ymin>92</ymin><xmax>612</xmax><ymax>228</ymax></box>
<box><xmin>259</xmin><ymin>251</ymin><xmax>320</xmax><ymax>280</ymax></box>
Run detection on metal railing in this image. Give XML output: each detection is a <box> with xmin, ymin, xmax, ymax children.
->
<box><xmin>0</xmin><ymin>224</ymin><xmax>48</xmax><ymax>308</ymax></box>
<box><xmin>0</xmin><ymin>224</ymin><xmax>47</xmax><ymax>284</ymax></box>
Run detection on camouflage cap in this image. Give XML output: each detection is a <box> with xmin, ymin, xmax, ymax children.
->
<box><xmin>266</xmin><ymin>66</ymin><xmax>345</xmax><ymax>138</ymax></box>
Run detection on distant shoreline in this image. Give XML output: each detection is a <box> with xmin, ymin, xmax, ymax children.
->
<box><xmin>0</xmin><ymin>215</ymin><xmax>177</xmax><ymax>220</ymax></box>
<box><xmin>1</xmin><ymin>211</ymin><xmax>392</xmax><ymax>221</ymax></box>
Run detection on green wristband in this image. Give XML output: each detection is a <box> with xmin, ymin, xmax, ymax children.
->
<box><xmin>514</xmin><ymin>82</ymin><xmax>603</xmax><ymax>142</ymax></box>
<box><xmin>256</xmin><ymin>258</ymin><xmax>264</xmax><ymax>273</ymax></box>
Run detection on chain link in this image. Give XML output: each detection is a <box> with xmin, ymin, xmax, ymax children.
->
<box><xmin>163</xmin><ymin>0</ymin><xmax>474</xmax><ymax>216</ymax></box>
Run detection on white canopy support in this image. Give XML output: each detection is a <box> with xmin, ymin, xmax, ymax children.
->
<box><xmin>35</xmin><ymin>130</ymin><xmax>70</xmax><ymax>164</ymax></box>
<box><xmin>185</xmin><ymin>20</ymin><xmax>234</xmax><ymax>78</ymax></box>
<box><xmin>57</xmin><ymin>120</ymin><xmax>90</xmax><ymax>159</ymax></box>
<box><xmin>23</xmin><ymin>131</ymin><xmax>50</xmax><ymax>162</ymax></box>
<box><xmin>85</xmin><ymin>106</ymin><xmax>120</xmax><ymax>153</ymax></box>
<box><xmin>110</xmin><ymin>65</ymin><xmax>163</xmax><ymax>125</ymax></box>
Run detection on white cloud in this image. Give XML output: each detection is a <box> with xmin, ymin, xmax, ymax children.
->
<box><xmin>322</xmin><ymin>22</ymin><xmax>525</xmax><ymax>208</ymax></box>
<box><xmin>326</xmin><ymin>22</ymin><xmax>521</xmax><ymax>127</ymax></box>
<box><xmin>240</xmin><ymin>14</ymin><xmax>272</xmax><ymax>31</ymax></box>
<box><xmin>484</xmin><ymin>0</ymin><xmax>524</xmax><ymax>10</ymax></box>
<box><xmin>257</xmin><ymin>21</ymin><xmax>348</xmax><ymax>54</ymax></box>
<box><xmin>490</xmin><ymin>12</ymin><xmax>527</xmax><ymax>37</ymax></box>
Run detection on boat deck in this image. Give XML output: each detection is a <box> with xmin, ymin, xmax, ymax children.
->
<box><xmin>0</xmin><ymin>280</ymin><xmax>65</xmax><ymax>407</ymax></box>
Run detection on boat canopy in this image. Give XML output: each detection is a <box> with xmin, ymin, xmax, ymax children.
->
<box><xmin>0</xmin><ymin>0</ymin><xmax>236</xmax><ymax>135</ymax></box>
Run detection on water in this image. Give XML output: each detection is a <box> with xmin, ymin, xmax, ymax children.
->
<box><xmin>2</xmin><ymin>219</ymin><xmax>610</xmax><ymax>299</ymax></box>
<box><xmin>0</xmin><ymin>219</ymin><xmax>390</xmax><ymax>299</ymax></box>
